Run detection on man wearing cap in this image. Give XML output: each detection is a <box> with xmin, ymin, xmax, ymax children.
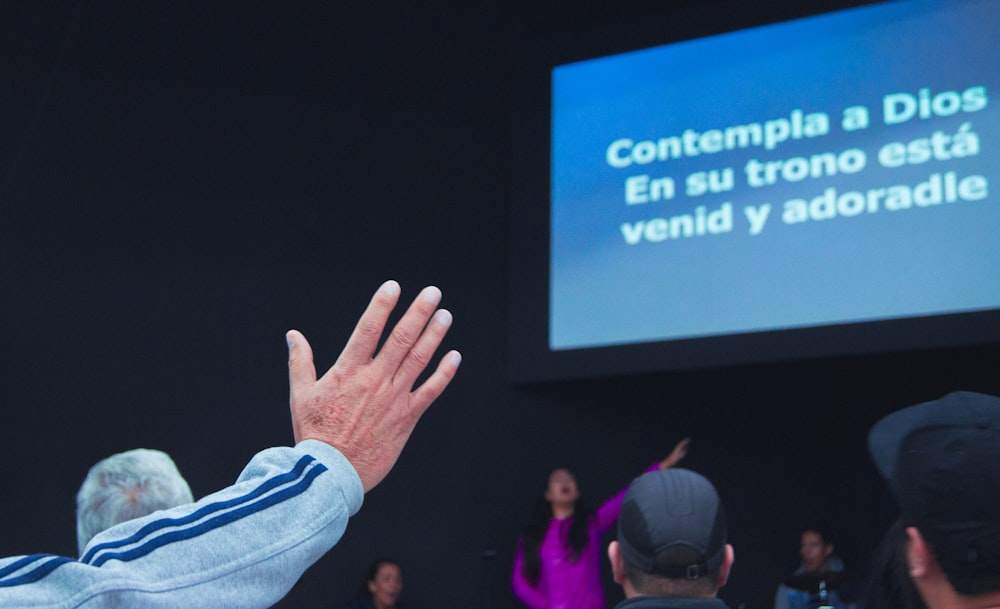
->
<box><xmin>868</xmin><ymin>390</ymin><xmax>1000</xmax><ymax>609</ymax></box>
<box><xmin>607</xmin><ymin>467</ymin><xmax>735</xmax><ymax>609</ymax></box>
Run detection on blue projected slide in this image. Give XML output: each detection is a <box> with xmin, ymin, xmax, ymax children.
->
<box><xmin>550</xmin><ymin>0</ymin><xmax>1000</xmax><ymax>351</ymax></box>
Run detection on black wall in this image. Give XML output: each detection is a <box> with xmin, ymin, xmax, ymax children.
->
<box><xmin>2</xmin><ymin>2</ymin><xmax>999</xmax><ymax>609</ymax></box>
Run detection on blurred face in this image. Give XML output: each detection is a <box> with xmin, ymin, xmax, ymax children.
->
<box><xmin>367</xmin><ymin>562</ymin><xmax>402</xmax><ymax>609</ymax></box>
<box><xmin>800</xmin><ymin>531</ymin><xmax>833</xmax><ymax>572</ymax></box>
<box><xmin>545</xmin><ymin>468</ymin><xmax>579</xmax><ymax>509</ymax></box>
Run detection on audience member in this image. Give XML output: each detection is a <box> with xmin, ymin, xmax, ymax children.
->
<box><xmin>606</xmin><ymin>467</ymin><xmax>734</xmax><ymax>609</ymax></box>
<box><xmin>337</xmin><ymin>559</ymin><xmax>409</xmax><ymax>609</ymax></box>
<box><xmin>868</xmin><ymin>390</ymin><xmax>1000</xmax><ymax>609</ymax></box>
<box><xmin>774</xmin><ymin>523</ymin><xmax>849</xmax><ymax>609</ymax></box>
<box><xmin>75</xmin><ymin>448</ymin><xmax>193</xmax><ymax>556</ymax></box>
<box><xmin>512</xmin><ymin>438</ymin><xmax>689</xmax><ymax>609</ymax></box>
<box><xmin>0</xmin><ymin>280</ymin><xmax>460</xmax><ymax>608</ymax></box>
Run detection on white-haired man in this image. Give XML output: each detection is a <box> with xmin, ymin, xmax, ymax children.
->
<box><xmin>76</xmin><ymin>448</ymin><xmax>194</xmax><ymax>556</ymax></box>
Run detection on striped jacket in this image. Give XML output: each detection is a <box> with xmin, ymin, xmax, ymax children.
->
<box><xmin>0</xmin><ymin>439</ymin><xmax>363</xmax><ymax>608</ymax></box>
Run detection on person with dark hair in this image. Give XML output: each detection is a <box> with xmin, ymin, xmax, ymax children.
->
<box><xmin>606</xmin><ymin>467</ymin><xmax>735</xmax><ymax>609</ymax></box>
<box><xmin>857</xmin><ymin>520</ymin><xmax>928</xmax><ymax>609</ymax></box>
<box><xmin>0</xmin><ymin>280</ymin><xmax>460</xmax><ymax>608</ymax></box>
<box><xmin>774</xmin><ymin>523</ymin><xmax>849</xmax><ymax>609</ymax></box>
<box><xmin>511</xmin><ymin>438</ymin><xmax>689</xmax><ymax>609</ymax></box>
<box><xmin>338</xmin><ymin>559</ymin><xmax>408</xmax><ymax>609</ymax></box>
<box><xmin>868</xmin><ymin>391</ymin><xmax>1000</xmax><ymax>609</ymax></box>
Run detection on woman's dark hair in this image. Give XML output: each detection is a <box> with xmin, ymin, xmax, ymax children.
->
<box><xmin>520</xmin><ymin>474</ymin><xmax>594</xmax><ymax>585</ymax></box>
<box><xmin>858</xmin><ymin>521</ymin><xmax>927</xmax><ymax>609</ymax></box>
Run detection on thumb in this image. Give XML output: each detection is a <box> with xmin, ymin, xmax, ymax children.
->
<box><xmin>286</xmin><ymin>329</ymin><xmax>317</xmax><ymax>393</ymax></box>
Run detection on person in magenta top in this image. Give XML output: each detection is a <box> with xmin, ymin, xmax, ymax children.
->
<box><xmin>512</xmin><ymin>439</ymin><xmax>690</xmax><ymax>609</ymax></box>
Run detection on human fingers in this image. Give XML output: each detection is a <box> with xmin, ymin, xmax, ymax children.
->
<box><xmin>286</xmin><ymin>329</ymin><xmax>317</xmax><ymax>443</ymax></box>
<box><xmin>374</xmin><ymin>285</ymin><xmax>442</xmax><ymax>374</ymax></box>
<box><xmin>287</xmin><ymin>329</ymin><xmax>317</xmax><ymax>389</ymax></box>
<box><xmin>335</xmin><ymin>280</ymin><xmax>402</xmax><ymax>369</ymax></box>
<box><xmin>393</xmin><ymin>308</ymin><xmax>453</xmax><ymax>390</ymax></box>
<box><xmin>673</xmin><ymin>437</ymin><xmax>691</xmax><ymax>455</ymax></box>
<box><xmin>409</xmin><ymin>349</ymin><xmax>462</xmax><ymax>418</ymax></box>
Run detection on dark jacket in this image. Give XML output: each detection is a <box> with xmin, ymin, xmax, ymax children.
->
<box><xmin>615</xmin><ymin>596</ymin><xmax>732</xmax><ymax>609</ymax></box>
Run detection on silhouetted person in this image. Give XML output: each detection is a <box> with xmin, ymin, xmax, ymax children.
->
<box><xmin>775</xmin><ymin>523</ymin><xmax>848</xmax><ymax>609</ymax></box>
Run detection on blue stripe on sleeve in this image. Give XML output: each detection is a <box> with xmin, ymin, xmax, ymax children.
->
<box><xmin>0</xmin><ymin>555</ymin><xmax>58</xmax><ymax>580</ymax></box>
<box><xmin>90</xmin><ymin>461</ymin><xmax>327</xmax><ymax>567</ymax></box>
<box><xmin>0</xmin><ymin>556</ymin><xmax>74</xmax><ymax>588</ymax></box>
<box><xmin>80</xmin><ymin>454</ymin><xmax>317</xmax><ymax>564</ymax></box>
<box><xmin>0</xmin><ymin>453</ymin><xmax>329</xmax><ymax>589</ymax></box>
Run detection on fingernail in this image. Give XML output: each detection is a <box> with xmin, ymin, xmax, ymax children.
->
<box><xmin>434</xmin><ymin>309</ymin><xmax>453</xmax><ymax>326</ymax></box>
<box><xmin>422</xmin><ymin>286</ymin><xmax>442</xmax><ymax>305</ymax></box>
<box><xmin>381</xmin><ymin>280</ymin><xmax>400</xmax><ymax>296</ymax></box>
<box><xmin>448</xmin><ymin>351</ymin><xmax>462</xmax><ymax>367</ymax></box>
<box><xmin>285</xmin><ymin>331</ymin><xmax>295</xmax><ymax>350</ymax></box>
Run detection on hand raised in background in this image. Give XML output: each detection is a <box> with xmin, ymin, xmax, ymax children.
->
<box><xmin>286</xmin><ymin>280</ymin><xmax>461</xmax><ymax>492</ymax></box>
<box><xmin>659</xmin><ymin>437</ymin><xmax>691</xmax><ymax>470</ymax></box>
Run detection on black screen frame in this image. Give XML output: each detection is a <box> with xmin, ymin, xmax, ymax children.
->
<box><xmin>506</xmin><ymin>0</ymin><xmax>1000</xmax><ymax>384</ymax></box>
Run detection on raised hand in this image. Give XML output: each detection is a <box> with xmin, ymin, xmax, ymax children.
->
<box><xmin>286</xmin><ymin>280</ymin><xmax>461</xmax><ymax>492</ymax></box>
<box><xmin>659</xmin><ymin>437</ymin><xmax>691</xmax><ymax>470</ymax></box>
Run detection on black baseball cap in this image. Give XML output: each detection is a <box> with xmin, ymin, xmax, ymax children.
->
<box><xmin>868</xmin><ymin>391</ymin><xmax>1000</xmax><ymax>576</ymax></box>
<box><xmin>617</xmin><ymin>468</ymin><xmax>727</xmax><ymax>580</ymax></box>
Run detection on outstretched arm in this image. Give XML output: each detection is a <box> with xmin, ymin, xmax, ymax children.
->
<box><xmin>287</xmin><ymin>280</ymin><xmax>461</xmax><ymax>492</ymax></box>
<box><xmin>0</xmin><ymin>281</ymin><xmax>461</xmax><ymax>608</ymax></box>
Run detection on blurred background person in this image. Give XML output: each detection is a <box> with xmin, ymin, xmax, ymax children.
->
<box><xmin>775</xmin><ymin>522</ymin><xmax>851</xmax><ymax>609</ymax></box>
<box><xmin>76</xmin><ymin>448</ymin><xmax>193</xmax><ymax>557</ymax></box>
<box><xmin>337</xmin><ymin>559</ymin><xmax>409</xmax><ymax>609</ymax></box>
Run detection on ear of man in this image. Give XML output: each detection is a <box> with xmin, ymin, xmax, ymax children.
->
<box><xmin>608</xmin><ymin>541</ymin><xmax>629</xmax><ymax>586</ymax></box>
<box><xmin>608</xmin><ymin>540</ymin><xmax>643</xmax><ymax>599</ymax></box>
<box><xmin>718</xmin><ymin>544</ymin><xmax>735</xmax><ymax>589</ymax></box>
<box><xmin>905</xmin><ymin>527</ymin><xmax>933</xmax><ymax>580</ymax></box>
<box><xmin>905</xmin><ymin>526</ymin><xmax>964</xmax><ymax>609</ymax></box>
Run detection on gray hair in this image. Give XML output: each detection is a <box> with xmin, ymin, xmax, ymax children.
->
<box><xmin>76</xmin><ymin>448</ymin><xmax>193</xmax><ymax>556</ymax></box>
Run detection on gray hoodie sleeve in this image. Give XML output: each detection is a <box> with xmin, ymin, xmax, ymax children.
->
<box><xmin>0</xmin><ymin>439</ymin><xmax>363</xmax><ymax>609</ymax></box>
